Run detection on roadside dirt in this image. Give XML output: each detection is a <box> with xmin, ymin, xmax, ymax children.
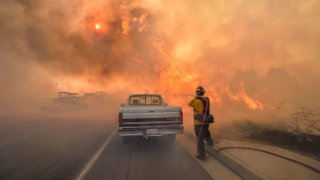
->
<box><xmin>216</xmin><ymin>121</ymin><xmax>320</xmax><ymax>161</ymax></box>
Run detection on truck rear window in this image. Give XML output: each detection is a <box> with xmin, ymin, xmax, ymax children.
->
<box><xmin>129</xmin><ymin>95</ymin><xmax>162</xmax><ymax>105</ymax></box>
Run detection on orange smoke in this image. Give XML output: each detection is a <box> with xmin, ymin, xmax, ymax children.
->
<box><xmin>51</xmin><ymin>1</ymin><xmax>268</xmax><ymax>113</ymax></box>
<box><xmin>121</xmin><ymin>12</ymin><xmax>148</xmax><ymax>35</ymax></box>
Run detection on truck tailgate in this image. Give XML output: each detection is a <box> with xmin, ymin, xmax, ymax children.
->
<box><xmin>122</xmin><ymin>106</ymin><xmax>181</xmax><ymax>119</ymax></box>
<box><xmin>123</xmin><ymin>111</ymin><xmax>180</xmax><ymax>119</ymax></box>
<box><xmin>119</xmin><ymin>105</ymin><xmax>183</xmax><ymax>137</ymax></box>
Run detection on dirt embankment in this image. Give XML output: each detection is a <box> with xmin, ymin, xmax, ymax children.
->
<box><xmin>217</xmin><ymin>121</ymin><xmax>320</xmax><ymax>160</ymax></box>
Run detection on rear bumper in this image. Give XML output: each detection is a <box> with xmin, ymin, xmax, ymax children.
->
<box><xmin>118</xmin><ymin>125</ymin><xmax>184</xmax><ymax>137</ymax></box>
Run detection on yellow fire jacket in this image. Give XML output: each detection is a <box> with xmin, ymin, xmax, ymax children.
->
<box><xmin>188</xmin><ymin>96</ymin><xmax>205</xmax><ymax>125</ymax></box>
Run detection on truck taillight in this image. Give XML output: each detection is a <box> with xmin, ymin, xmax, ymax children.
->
<box><xmin>180</xmin><ymin>111</ymin><xmax>183</xmax><ymax>124</ymax></box>
<box><xmin>119</xmin><ymin>113</ymin><xmax>123</xmax><ymax>124</ymax></box>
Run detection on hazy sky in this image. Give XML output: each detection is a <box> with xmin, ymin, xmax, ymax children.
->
<box><xmin>0</xmin><ymin>0</ymin><xmax>319</xmax><ymax>121</ymax></box>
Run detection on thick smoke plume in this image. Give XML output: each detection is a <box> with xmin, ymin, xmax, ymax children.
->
<box><xmin>1</xmin><ymin>0</ymin><xmax>319</xmax><ymax>128</ymax></box>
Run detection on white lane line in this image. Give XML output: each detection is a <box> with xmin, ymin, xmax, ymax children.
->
<box><xmin>75</xmin><ymin>128</ymin><xmax>117</xmax><ymax>180</ymax></box>
<box><xmin>0</xmin><ymin>131</ymin><xmax>42</xmax><ymax>147</ymax></box>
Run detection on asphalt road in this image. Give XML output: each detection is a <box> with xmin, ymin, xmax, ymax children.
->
<box><xmin>85</xmin><ymin>136</ymin><xmax>212</xmax><ymax>180</ymax></box>
<box><xmin>0</xmin><ymin>113</ymin><xmax>212</xmax><ymax>180</ymax></box>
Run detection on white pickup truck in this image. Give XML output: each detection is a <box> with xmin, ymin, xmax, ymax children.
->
<box><xmin>118</xmin><ymin>94</ymin><xmax>184</xmax><ymax>142</ymax></box>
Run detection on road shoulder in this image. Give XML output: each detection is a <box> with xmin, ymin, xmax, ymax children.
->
<box><xmin>177</xmin><ymin>134</ymin><xmax>242</xmax><ymax>180</ymax></box>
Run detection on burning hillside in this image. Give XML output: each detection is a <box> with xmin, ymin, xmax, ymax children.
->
<box><xmin>0</xmin><ymin>0</ymin><xmax>319</xmax><ymax>130</ymax></box>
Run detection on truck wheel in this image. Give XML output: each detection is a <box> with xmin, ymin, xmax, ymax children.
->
<box><xmin>121</xmin><ymin>137</ymin><xmax>130</xmax><ymax>144</ymax></box>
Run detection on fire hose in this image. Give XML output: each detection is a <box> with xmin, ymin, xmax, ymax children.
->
<box><xmin>214</xmin><ymin>146</ymin><xmax>320</xmax><ymax>174</ymax></box>
<box><xmin>199</xmin><ymin>87</ymin><xmax>319</xmax><ymax>174</ymax></box>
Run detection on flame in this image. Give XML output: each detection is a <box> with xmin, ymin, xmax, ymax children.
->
<box><xmin>156</xmin><ymin>61</ymin><xmax>201</xmax><ymax>112</ymax></box>
<box><xmin>52</xmin><ymin>4</ymin><xmax>265</xmax><ymax>113</ymax></box>
<box><xmin>53</xmin><ymin>70</ymin><xmax>263</xmax><ymax>111</ymax></box>
<box><xmin>226</xmin><ymin>82</ymin><xmax>264</xmax><ymax>110</ymax></box>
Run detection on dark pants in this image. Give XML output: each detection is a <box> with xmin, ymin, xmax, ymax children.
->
<box><xmin>194</xmin><ymin>124</ymin><xmax>213</xmax><ymax>158</ymax></box>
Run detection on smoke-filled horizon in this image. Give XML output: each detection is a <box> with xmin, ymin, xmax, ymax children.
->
<box><xmin>1</xmin><ymin>0</ymin><xmax>319</xmax><ymax>127</ymax></box>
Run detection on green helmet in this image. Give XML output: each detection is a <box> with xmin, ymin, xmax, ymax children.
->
<box><xmin>196</xmin><ymin>86</ymin><xmax>205</xmax><ymax>95</ymax></box>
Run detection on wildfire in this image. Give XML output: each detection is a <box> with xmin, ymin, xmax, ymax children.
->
<box><xmin>56</xmin><ymin>4</ymin><xmax>265</xmax><ymax>113</ymax></box>
<box><xmin>156</xmin><ymin>61</ymin><xmax>201</xmax><ymax>112</ymax></box>
<box><xmin>226</xmin><ymin>82</ymin><xmax>264</xmax><ymax>110</ymax></box>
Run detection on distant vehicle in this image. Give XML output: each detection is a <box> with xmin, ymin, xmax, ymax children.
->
<box><xmin>41</xmin><ymin>92</ymin><xmax>106</xmax><ymax>112</ymax></box>
<box><xmin>118</xmin><ymin>94</ymin><xmax>184</xmax><ymax>143</ymax></box>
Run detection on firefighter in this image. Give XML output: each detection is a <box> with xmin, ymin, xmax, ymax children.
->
<box><xmin>188</xmin><ymin>86</ymin><xmax>214</xmax><ymax>160</ymax></box>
